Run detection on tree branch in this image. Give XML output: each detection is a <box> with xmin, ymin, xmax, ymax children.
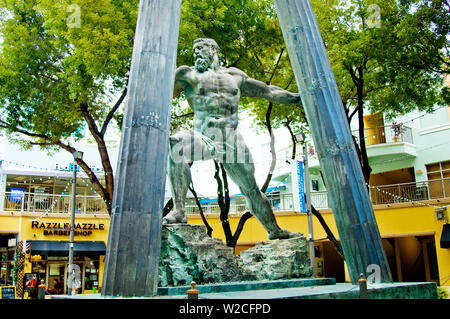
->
<box><xmin>267</xmin><ymin>48</ymin><xmax>284</xmax><ymax>85</ymax></box>
<box><xmin>79</xmin><ymin>102</ymin><xmax>115</xmax><ymax>206</ymax></box>
<box><xmin>171</xmin><ymin>112</ymin><xmax>194</xmax><ymax>119</ymax></box>
<box><xmin>100</xmin><ymin>87</ymin><xmax>127</xmax><ymax>136</ymax></box>
<box><xmin>79</xmin><ymin>102</ymin><xmax>102</xmax><ymax>139</ymax></box>
<box><xmin>283</xmin><ymin>118</ymin><xmax>297</xmax><ymax>160</ymax></box>
<box><xmin>0</xmin><ymin>119</ymin><xmax>113</xmax><ymax>213</ymax></box>
<box><xmin>0</xmin><ymin>120</ymin><xmax>50</xmax><ymax>140</ymax></box>
<box><xmin>348</xmin><ymin>106</ymin><xmax>359</xmax><ymax>122</ymax></box>
<box><xmin>53</xmin><ymin>140</ymin><xmax>109</xmax><ymax>203</ymax></box>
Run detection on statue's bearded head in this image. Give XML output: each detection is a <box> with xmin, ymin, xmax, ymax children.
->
<box><xmin>193</xmin><ymin>38</ymin><xmax>220</xmax><ymax>72</ymax></box>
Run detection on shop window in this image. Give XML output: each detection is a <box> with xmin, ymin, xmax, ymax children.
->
<box><xmin>31</xmin><ymin>259</ymin><xmax>47</xmax><ymax>284</ymax></box>
<box><xmin>84</xmin><ymin>260</ymin><xmax>100</xmax><ymax>291</ymax></box>
<box><xmin>0</xmin><ymin>235</ymin><xmax>17</xmax><ymax>286</ymax></box>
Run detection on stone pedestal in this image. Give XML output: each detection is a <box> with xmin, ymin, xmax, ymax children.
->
<box><xmin>240</xmin><ymin>236</ymin><xmax>313</xmax><ymax>280</ymax></box>
<box><xmin>158</xmin><ymin>224</ymin><xmax>312</xmax><ymax>287</ymax></box>
<box><xmin>158</xmin><ymin>224</ymin><xmax>254</xmax><ymax>286</ymax></box>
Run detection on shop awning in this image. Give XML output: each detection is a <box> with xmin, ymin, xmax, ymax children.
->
<box><xmin>440</xmin><ymin>224</ymin><xmax>450</xmax><ymax>249</ymax></box>
<box><xmin>29</xmin><ymin>240</ymin><xmax>106</xmax><ymax>256</ymax></box>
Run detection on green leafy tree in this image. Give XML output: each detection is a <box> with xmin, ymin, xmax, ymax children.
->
<box><xmin>310</xmin><ymin>0</ymin><xmax>448</xmax><ymax>182</ymax></box>
<box><xmin>0</xmin><ymin>0</ymin><xmax>304</xmax><ymax>222</ymax></box>
<box><xmin>0</xmin><ymin>0</ymin><xmax>139</xmax><ymax>213</ymax></box>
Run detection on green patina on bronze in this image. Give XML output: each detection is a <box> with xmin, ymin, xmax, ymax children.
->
<box><xmin>164</xmin><ymin>38</ymin><xmax>301</xmax><ymax>240</ymax></box>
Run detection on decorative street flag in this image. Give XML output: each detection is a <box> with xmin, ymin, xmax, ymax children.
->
<box><xmin>296</xmin><ymin>160</ymin><xmax>306</xmax><ymax>213</ymax></box>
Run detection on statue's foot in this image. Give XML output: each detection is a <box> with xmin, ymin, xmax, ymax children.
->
<box><xmin>162</xmin><ymin>210</ymin><xmax>187</xmax><ymax>225</ymax></box>
<box><xmin>268</xmin><ymin>228</ymin><xmax>301</xmax><ymax>240</ymax></box>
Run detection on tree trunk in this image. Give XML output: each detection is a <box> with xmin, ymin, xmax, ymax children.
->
<box><xmin>214</xmin><ymin>160</ymin><xmax>233</xmax><ymax>246</ymax></box>
<box><xmin>356</xmin><ymin>78</ymin><xmax>372</xmax><ymax>185</ymax></box>
<box><xmin>189</xmin><ymin>184</ymin><xmax>213</xmax><ymax>237</ymax></box>
<box><xmin>79</xmin><ymin>102</ymin><xmax>116</xmax><ymax>214</ymax></box>
<box><xmin>261</xmin><ymin>102</ymin><xmax>276</xmax><ymax>192</ymax></box>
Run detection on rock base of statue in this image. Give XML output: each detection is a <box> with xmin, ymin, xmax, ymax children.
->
<box><xmin>158</xmin><ymin>224</ymin><xmax>312</xmax><ymax>287</ymax></box>
<box><xmin>240</xmin><ymin>235</ymin><xmax>313</xmax><ymax>280</ymax></box>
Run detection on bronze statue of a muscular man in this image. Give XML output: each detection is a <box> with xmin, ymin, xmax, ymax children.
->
<box><xmin>164</xmin><ymin>38</ymin><xmax>301</xmax><ymax>240</ymax></box>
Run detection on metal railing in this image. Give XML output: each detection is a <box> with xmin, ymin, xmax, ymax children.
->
<box><xmin>0</xmin><ymin>192</ymin><xmax>107</xmax><ymax>214</ymax></box>
<box><xmin>352</xmin><ymin>125</ymin><xmax>414</xmax><ymax>146</ymax></box>
<box><xmin>185</xmin><ymin>191</ymin><xmax>330</xmax><ymax>214</ymax></box>
<box><xmin>1</xmin><ymin>178</ymin><xmax>448</xmax><ymax>214</ymax></box>
<box><xmin>370</xmin><ymin>178</ymin><xmax>450</xmax><ymax>205</ymax></box>
<box><xmin>184</xmin><ymin>178</ymin><xmax>449</xmax><ymax>213</ymax></box>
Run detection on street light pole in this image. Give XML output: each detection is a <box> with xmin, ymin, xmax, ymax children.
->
<box><xmin>68</xmin><ymin>151</ymin><xmax>82</xmax><ymax>295</ymax></box>
<box><xmin>302</xmin><ymin>135</ymin><xmax>315</xmax><ymax>277</ymax></box>
<box><xmin>297</xmin><ymin>133</ymin><xmax>315</xmax><ymax>277</ymax></box>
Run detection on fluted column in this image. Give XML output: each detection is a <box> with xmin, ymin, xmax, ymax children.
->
<box><xmin>274</xmin><ymin>0</ymin><xmax>392</xmax><ymax>283</ymax></box>
<box><xmin>102</xmin><ymin>0</ymin><xmax>182</xmax><ymax>297</ymax></box>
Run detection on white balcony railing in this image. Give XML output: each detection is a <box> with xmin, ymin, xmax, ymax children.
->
<box><xmin>0</xmin><ymin>192</ymin><xmax>107</xmax><ymax>214</ymax></box>
<box><xmin>1</xmin><ymin>178</ymin><xmax>447</xmax><ymax>215</ymax></box>
<box><xmin>352</xmin><ymin>125</ymin><xmax>414</xmax><ymax>146</ymax></box>
<box><xmin>184</xmin><ymin>178</ymin><xmax>449</xmax><ymax>214</ymax></box>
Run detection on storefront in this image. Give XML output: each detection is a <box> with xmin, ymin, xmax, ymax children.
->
<box><xmin>0</xmin><ymin>211</ymin><xmax>110</xmax><ymax>298</ymax></box>
<box><xmin>0</xmin><ymin>233</ymin><xmax>18</xmax><ymax>287</ymax></box>
<box><xmin>28</xmin><ymin>240</ymin><xmax>106</xmax><ymax>295</ymax></box>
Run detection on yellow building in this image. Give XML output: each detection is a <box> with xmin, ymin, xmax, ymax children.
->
<box><xmin>187</xmin><ymin>198</ymin><xmax>450</xmax><ymax>286</ymax></box>
<box><xmin>0</xmin><ymin>212</ymin><xmax>110</xmax><ymax>297</ymax></box>
<box><xmin>1</xmin><ymin>198</ymin><xmax>449</xmax><ymax>298</ymax></box>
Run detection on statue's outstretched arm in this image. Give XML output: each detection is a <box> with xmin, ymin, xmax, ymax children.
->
<box><xmin>239</xmin><ymin>71</ymin><xmax>300</xmax><ymax>105</ymax></box>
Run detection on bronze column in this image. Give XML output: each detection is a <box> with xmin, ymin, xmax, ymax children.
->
<box><xmin>102</xmin><ymin>0</ymin><xmax>182</xmax><ymax>297</ymax></box>
<box><xmin>274</xmin><ymin>0</ymin><xmax>392</xmax><ymax>284</ymax></box>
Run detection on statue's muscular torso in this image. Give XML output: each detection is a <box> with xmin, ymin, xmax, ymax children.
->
<box><xmin>174</xmin><ymin>65</ymin><xmax>247</xmax><ymax>136</ymax></box>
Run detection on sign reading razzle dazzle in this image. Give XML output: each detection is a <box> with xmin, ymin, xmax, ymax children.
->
<box><xmin>31</xmin><ymin>221</ymin><xmax>106</xmax><ymax>237</ymax></box>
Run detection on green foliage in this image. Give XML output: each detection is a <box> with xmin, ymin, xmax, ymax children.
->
<box><xmin>0</xmin><ymin>0</ymin><xmax>138</xmax><ymax>144</ymax></box>
<box><xmin>1</xmin><ymin>0</ymin><xmax>447</xmax><ymax>182</ymax></box>
<box><xmin>311</xmin><ymin>0</ymin><xmax>448</xmax><ymax>121</ymax></box>
<box><xmin>169</xmin><ymin>93</ymin><xmax>193</xmax><ymax>134</ymax></box>
<box><xmin>438</xmin><ymin>287</ymin><xmax>449</xmax><ymax>299</ymax></box>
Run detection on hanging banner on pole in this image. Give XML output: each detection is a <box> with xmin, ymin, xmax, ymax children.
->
<box><xmin>296</xmin><ymin>160</ymin><xmax>306</xmax><ymax>213</ymax></box>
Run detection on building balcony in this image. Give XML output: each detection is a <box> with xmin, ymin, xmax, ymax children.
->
<box><xmin>369</xmin><ymin>177</ymin><xmax>450</xmax><ymax>205</ymax></box>
<box><xmin>273</xmin><ymin>125</ymin><xmax>418</xmax><ymax>179</ymax></box>
<box><xmin>0</xmin><ymin>192</ymin><xmax>107</xmax><ymax>214</ymax></box>
<box><xmin>353</xmin><ymin>125</ymin><xmax>417</xmax><ymax>161</ymax></box>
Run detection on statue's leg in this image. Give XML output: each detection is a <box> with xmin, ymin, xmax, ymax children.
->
<box><xmin>222</xmin><ymin>132</ymin><xmax>300</xmax><ymax>240</ymax></box>
<box><xmin>163</xmin><ymin>130</ymin><xmax>212</xmax><ymax>224</ymax></box>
